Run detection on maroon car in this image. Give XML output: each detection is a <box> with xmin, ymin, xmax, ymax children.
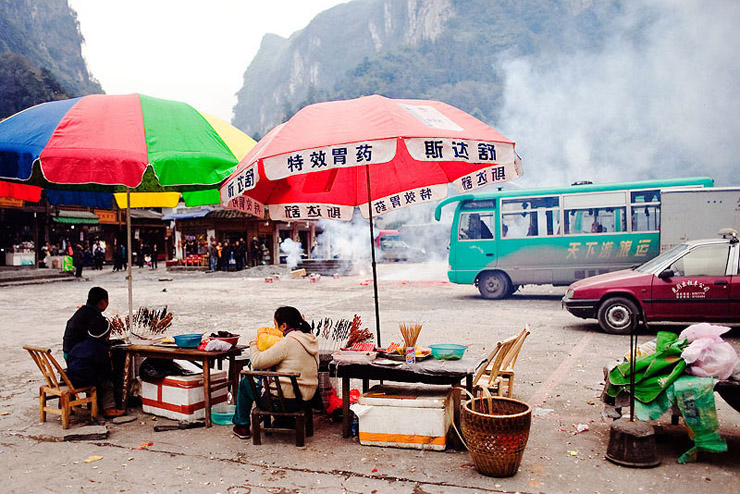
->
<box><xmin>562</xmin><ymin>231</ymin><xmax>740</xmax><ymax>334</ymax></box>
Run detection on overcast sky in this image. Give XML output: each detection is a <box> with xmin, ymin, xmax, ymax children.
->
<box><xmin>69</xmin><ymin>0</ymin><xmax>347</xmax><ymax>124</ymax></box>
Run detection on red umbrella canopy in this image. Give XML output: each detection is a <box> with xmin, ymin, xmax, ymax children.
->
<box><xmin>219</xmin><ymin>95</ymin><xmax>522</xmax><ymax>220</ymax></box>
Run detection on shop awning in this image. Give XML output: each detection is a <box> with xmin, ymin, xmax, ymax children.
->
<box><xmin>161</xmin><ymin>209</ymin><xmax>211</xmax><ymax>221</ymax></box>
<box><xmin>130</xmin><ymin>209</ymin><xmax>164</xmax><ymax>220</ymax></box>
<box><xmin>53</xmin><ymin>210</ymin><xmax>100</xmax><ymax>224</ymax></box>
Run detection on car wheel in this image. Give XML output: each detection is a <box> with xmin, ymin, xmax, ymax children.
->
<box><xmin>597</xmin><ymin>297</ymin><xmax>639</xmax><ymax>335</ymax></box>
<box><xmin>478</xmin><ymin>271</ymin><xmax>511</xmax><ymax>300</ymax></box>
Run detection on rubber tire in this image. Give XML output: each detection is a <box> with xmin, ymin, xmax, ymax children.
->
<box><xmin>597</xmin><ymin>297</ymin><xmax>639</xmax><ymax>335</ymax></box>
<box><xmin>478</xmin><ymin>271</ymin><xmax>511</xmax><ymax>300</ymax></box>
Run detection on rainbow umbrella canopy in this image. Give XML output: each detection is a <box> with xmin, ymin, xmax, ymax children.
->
<box><xmin>0</xmin><ymin>93</ymin><xmax>255</xmax><ymax>207</ymax></box>
<box><xmin>0</xmin><ymin>94</ymin><xmax>256</xmax><ymax>333</ymax></box>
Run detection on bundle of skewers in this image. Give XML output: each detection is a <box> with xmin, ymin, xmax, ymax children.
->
<box><xmin>312</xmin><ymin>314</ymin><xmax>374</xmax><ymax>353</ymax></box>
<box><xmin>399</xmin><ymin>321</ymin><xmax>423</xmax><ymax>349</ymax></box>
<box><xmin>109</xmin><ymin>306</ymin><xmax>173</xmax><ymax>341</ymax></box>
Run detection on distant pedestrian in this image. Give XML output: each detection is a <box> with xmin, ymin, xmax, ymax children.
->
<box><xmin>151</xmin><ymin>244</ymin><xmax>159</xmax><ymax>269</ymax></box>
<box><xmin>250</xmin><ymin>236</ymin><xmax>261</xmax><ymax>267</ymax></box>
<box><xmin>208</xmin><ymin>241</ymin><xmax>218</xmax><ymax>271</ymax></box>
<box><xmin>73</xmin><ymin>244</ymin><xmax>84</xmax><ymax>278</ymax></box>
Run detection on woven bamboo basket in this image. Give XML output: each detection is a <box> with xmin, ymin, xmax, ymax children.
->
<box><xmin>461</xmin><ymin>386</ymin><xmax>532</xmax><ymax>477</ymax></box>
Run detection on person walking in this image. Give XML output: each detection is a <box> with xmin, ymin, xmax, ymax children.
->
<box><xmin>208</xmin><ymin>241</ymin><xmax>218</xmax><ymax>272</ymax></box>
<box><xmin>151</xmin><ymin>243</ymin><xmax>159</xmax><ymax>269</ymax></box>
<box><xmin>250</xmin><ymin>236</ymin><xmax>261</xmax><ymax>267</ymax></box>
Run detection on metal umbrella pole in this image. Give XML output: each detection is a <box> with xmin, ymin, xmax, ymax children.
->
<box><xmin>629</xmin><ymin>314</ymin><xmax>636</xmax><ymax>421</ymax></box>
<box><xmin>365</xmin><ymin>164</ymin><xmax>381</xmax><ymax>347</ymax></box>
<box><xmin>126</xmin><ymin>188</ymin><xmax>133</xmax><ymax>335</ymax></box>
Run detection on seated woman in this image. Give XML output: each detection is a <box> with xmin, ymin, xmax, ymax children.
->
<box><xmin>233</xmin><ymin>306</ymin><xmax>319</xmax><ymax>439</ymax></box>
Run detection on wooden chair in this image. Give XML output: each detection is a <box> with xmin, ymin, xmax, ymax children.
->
<box><xmin>241</xmin><ymin>369</ymin><xmax>314</xmax><ymax>447</ymax></box>
<box><xmin>23</xmin><ymin>345</ymin><xmax>98</xmax><ymax>429</ymax></box>
<box><xmin>473</xmin><ymin>326</ymin><xmax>530</xmax><ymax>398</ymax></box>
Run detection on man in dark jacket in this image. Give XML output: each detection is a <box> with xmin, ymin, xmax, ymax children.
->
<box><xmin>66</xmin><ymin>314</ymin><xmax>125</xmax><ymax>417</ymax></box>
<box><xmin>73</xmin><ymin>244</ymin><xmax>84</xmax><ymax>278</ymax></box>
<box><xmin>63</xmin><ymin>287</ymin><xmax>110</xmax><ymax>361</ymax></box>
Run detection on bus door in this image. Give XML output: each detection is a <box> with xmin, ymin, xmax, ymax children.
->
<box><xmin>456</xmin><ymin>210</ymin><xmax>497</xmax><ymax>274</ymax></box>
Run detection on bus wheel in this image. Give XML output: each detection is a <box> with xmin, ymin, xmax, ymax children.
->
<box><xmin>597</xmin><ymin>297</ymin><xmax>639</xmax><ymax>335</ymax></box>
<box><xmin>478</xmin><ymin>272</ymin><xmax>511</xmax><ymax>299</ymax></box>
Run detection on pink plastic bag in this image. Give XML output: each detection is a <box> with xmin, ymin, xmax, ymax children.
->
<box><xmin>679</xmin><ymin>323</ymin><xmax>731</xmax><ymax>343</ymax></box>
<box><xmin>682</xmin><ymin>338</ymin><xmax>739</xmax><ymax>380</ymax></box>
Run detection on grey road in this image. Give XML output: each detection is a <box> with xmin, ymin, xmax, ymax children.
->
<box><xmin>0</xmin><ymin>263</ymin><xmax>737</xmax><ymax>494</ymax></box>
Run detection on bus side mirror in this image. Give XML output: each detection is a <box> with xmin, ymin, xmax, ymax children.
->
<box><xmin>658</xmin><ymin>269</ymin><xmax>674</xmax><ymax>280</ymax></box>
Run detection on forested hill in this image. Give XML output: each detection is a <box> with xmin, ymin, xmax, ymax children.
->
<box><xmin>232</xmin><ymin>0</ymin><xmax>621</xmax><ymax>138</ymax></box>
<box><xmin>0</xmin><ymin>0</ymin><xmax>101</xmax><ymax>118</ymax></box>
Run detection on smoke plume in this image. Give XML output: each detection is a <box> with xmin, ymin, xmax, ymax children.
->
<box><xmin>498</xmin><ymin>0</ymin><xmax>740</xmax><ymax>186</ymax></box>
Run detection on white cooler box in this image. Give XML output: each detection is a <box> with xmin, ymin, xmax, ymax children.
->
<box><xmin>352</xmin><ymin>384</ymin><xmax>453</xmax><ymax>451</ymax></box>
<box><xmin>141</xmin><ymin>370</ymin><xmax>228</xmax><ymax>422</ymax></box>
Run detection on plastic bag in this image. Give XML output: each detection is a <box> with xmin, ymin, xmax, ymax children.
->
<box><xmin>673</xmin><ymin>376</ymin><xmax>728</xmax><ymax>463</ymax></box>
<box><xmin>139</xmin><ymin>358</ymin><xmax>198</xmax><ymax>380</ymax></box>
<box><xmin>679</xmin><ymin>323</ymin><xmax>731</xmax><ymax>343</ymax></box>
<box><xmin>682</xmin><ymin>338</ymin><xmax>739</xmax><ymax>380</ymax></box>
<box><xmin>257</xmin><ymin>326</ymin><xmax>283</xmax><ymax>351</ymax></box>
<box><xmin>204</xmin><ymin>339</ymin><xmax>232</xmax><ymax>352</ymax></box>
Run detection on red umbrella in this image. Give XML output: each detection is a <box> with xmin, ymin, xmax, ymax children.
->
<box><xmin>219</xmin><ymin>95</ymin><xmax>523</xmax><ymax>344</ymax></box>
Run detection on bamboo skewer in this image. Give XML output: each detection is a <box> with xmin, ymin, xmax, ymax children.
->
<box><xmin>399</xmin><ymin>322</ymin><xmax>422</xmax><ymax>348</ymax></box>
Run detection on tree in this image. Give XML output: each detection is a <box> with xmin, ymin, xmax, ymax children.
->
<box><xmin>0</xmin><ymin>52</ymin><xmax>70</xmax><ymax>119</ymax></box>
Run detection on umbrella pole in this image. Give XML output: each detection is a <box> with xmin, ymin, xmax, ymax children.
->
<box><xmin>364</xmin><ymin>164</ymin><xmax>382</xmax><ymax>347</ymax></box>
<box><xmin>126</xmin><ymin>188</ymin><xmax>133</xmax><ymax>335</ymax></box>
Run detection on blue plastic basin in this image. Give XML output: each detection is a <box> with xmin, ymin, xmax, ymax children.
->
<box><xmin>173</xmin><ymin>333</ymin><xmax>203</xmax><ymax>348</ymax></box>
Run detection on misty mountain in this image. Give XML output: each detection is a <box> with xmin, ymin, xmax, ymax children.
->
<box><xmin>0</xmin><ymin>0</ymin><xmax>101</xmax><ymax>117</ymax></box>
<box><xmin>232</xmin><ymin>0</ymin><xmax>620</xmax><ymax>138</ymax></box>
<box><xmin>234</xmin><ymin>0</ymin><xmax>739</xmax><ymax>186</ymax></box>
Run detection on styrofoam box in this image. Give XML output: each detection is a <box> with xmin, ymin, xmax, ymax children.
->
<box><xmin>141</xmin><ymin>370</ymin><xmax>228</xmax><ymax>422</ymax></box>
<box><xmin>353</xmin><ymin>384</ymin><xmax>453</xmax><ymax>451</ymax></box>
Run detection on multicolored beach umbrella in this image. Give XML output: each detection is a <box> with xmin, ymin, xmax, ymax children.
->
<box><xmin>0</xmin><ymin>93</ymin><xmax>256</xmax><ymax>206</ymax></box>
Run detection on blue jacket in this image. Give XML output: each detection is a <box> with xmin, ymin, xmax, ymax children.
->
<box><xmin>66</xmin><ymin>337</ymin><xmax>112</xmax><ymax>388</ymax></box>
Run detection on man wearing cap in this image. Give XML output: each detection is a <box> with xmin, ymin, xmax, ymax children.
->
<box><xmin>63</xmin><ymin>287</ymin><xmax>110</xmax><ymax>362</ymax></box>
<box><xmin>65</xmin><ymin>305</ymin><xmax>125</xmax><ymax>418</ymax></box>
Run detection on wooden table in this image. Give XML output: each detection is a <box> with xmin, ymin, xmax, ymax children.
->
<box><xmin>331</xmin><ymin>356</ymin><xmax>486</xmax><ymax>441</ymax></box>
<box><xmin>117</xmin><ymin>344</ymin><xmax>245</xmax><ymax>427</ymax></box>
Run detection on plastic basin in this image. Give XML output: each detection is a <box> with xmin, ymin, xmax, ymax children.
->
<box><xmin>429</xmin><ymin>344</ymin><xmax>468</xmax><ymax>360</ymax></box>
<box><xmin>211</xmin><ymin>404</ymin><xmax>235</xmax><ymax>425</ymax></box>
<box><xmin>214</xmin><ymin>335</ymin><xmax>239</xmax><ymax>346</ymax></box>
<box><xmin>173</xmin><ymin>333</ymin><xmax>203</xmax><ymax>348</ymax></box>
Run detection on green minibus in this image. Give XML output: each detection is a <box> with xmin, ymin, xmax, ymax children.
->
<box><xmin>433</xmin><ymin>177</ymin><xmax>714</xmax><ymax>299</ymax></box>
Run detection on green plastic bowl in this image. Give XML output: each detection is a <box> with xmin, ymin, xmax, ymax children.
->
<box><xmin>211</xmin><ymin>404</ymin><xmax>235</xmax><ymax>425</ymax></box>
<box><xmin>429</xmin><ymin>344</ymin><xmax>468</xmax><ymax>360</ymax></box>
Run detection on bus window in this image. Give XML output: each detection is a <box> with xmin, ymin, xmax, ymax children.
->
<box><xmin>501</xmin><ymin>196</ymin><xmax>559</xmax><ymax>237</ymax></box>
<box><xmin>630</xmin><ymin>189</ymin><xmax>660</xmax><ymax>232</ymax></box>
<box><xmin>459</xmin><ymin>212</ymin><xmax>494</xmax><ymax>240</ymax></box>
<box><xmin>564</xmin><ymin>207</ymin><xmax>627</xmax><ymax>234</ymax></box>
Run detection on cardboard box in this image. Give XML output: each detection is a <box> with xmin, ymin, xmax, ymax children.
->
<box><xmin>352</xmin><ymin>384</ymin><xmax>453</xmax><ymax>451</ymax></box>
<box><xmin>141</xmin><ymin>370</ymin><xmax>228</xmax><ymax>422</ymax></box>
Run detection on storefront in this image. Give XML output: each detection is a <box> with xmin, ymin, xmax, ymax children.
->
<box><xmin>163</xmin><ymin>204</ymin><xmax>317</xmax><ymax>265</ymax></box>
<box><xmin>0</xmin><ymin>198</ymin><xmax>41</xmax><ymax>266</ymax></box>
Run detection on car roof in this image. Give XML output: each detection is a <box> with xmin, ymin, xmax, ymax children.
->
<box><xmin>684</xmin><ymin>237</ymin><xmax>733</xmax><ymax>247</ymax></box>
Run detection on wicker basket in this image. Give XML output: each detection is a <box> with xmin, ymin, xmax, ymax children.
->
<box><xmin>461</xmin><ymin>386</ymin><xmax>532</xmax><ymax>477</ymax></box>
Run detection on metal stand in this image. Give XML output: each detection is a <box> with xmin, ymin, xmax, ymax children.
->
<box><xmin>605</xmin><ymin>314</ymin><xmax>660</xmax><ymax>467</ymax></box>
<box><xmin>364</xmin><ymin>164</ymin><xmax>381</xmax><ymax>347</ymax></box>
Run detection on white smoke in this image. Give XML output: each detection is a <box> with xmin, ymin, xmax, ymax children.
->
<box><xmin>498</xmin><ymin>0</ymin><xmax>740</xmax><ymax>186</ymax></box>
<box><xmin>313</xmin><ymin>215</ymin><xmax>372</xmax><ymax>260</ymax></box>
<box><xmin>280</xmin><ymin>237</ymin><xmax>303</xmax><ymax>270</ymax></box>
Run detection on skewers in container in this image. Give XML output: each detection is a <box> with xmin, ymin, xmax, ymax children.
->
<box><xmin>110</xmin><ymin>306</ymin><xmax>174</xmax><ymax>342</ymax></box>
